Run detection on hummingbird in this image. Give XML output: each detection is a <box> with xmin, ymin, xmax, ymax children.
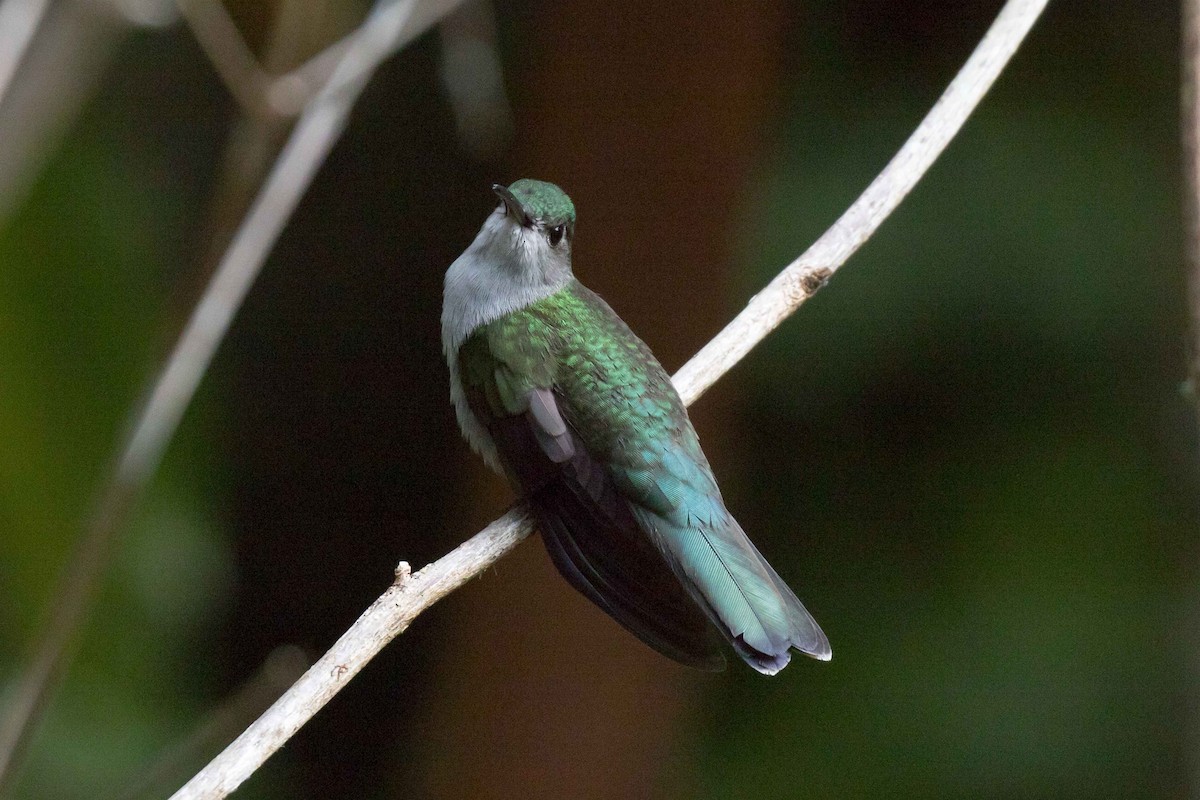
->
<box><xmin>441</xmin><ymin>179</ymin><xmax>830</xmax><ymax>674</ymax></box>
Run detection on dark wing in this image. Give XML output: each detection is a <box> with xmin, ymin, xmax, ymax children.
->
<box><xmin>459</xmin><ymin>338</ymin><xmax>724</xmax><ymax>670</ymax></box>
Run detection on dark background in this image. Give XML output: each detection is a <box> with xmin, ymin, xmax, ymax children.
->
<box><xmin>0</xmin><ymin>1</ymin><xmax>1194</xmax><ymax>798</ymax></box>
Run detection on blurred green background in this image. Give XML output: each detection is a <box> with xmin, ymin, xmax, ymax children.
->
<box><xmin>0</xmin><ymin>0</ymin><xmax>1195</xmax><ymax>798</ymax></box>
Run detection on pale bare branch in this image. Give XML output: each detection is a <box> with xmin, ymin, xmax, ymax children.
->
<box><xmin>672</xmin><ymin>0</ymin><xmax>1049</xmax><ymax>406</ymax></box>
<box><xmin>166</xmin><ymin>1</ymin><xmax>1050</xmax><ymax>797</ymax></box>
<box><xmin>170</xmin><ymin>528</ymin><xmax>533</xmax><ymax>799</ymax></box>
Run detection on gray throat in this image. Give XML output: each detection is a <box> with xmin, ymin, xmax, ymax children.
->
<box><xmin>441</xmin><ymin>207</ymin><xmax>571</xmax><ymax>471</ymax></box>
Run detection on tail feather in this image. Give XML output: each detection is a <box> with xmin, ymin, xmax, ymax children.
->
<box><xmin>534</xmin><ymin>481</ymin><xmax>726</xmax><ymax>671</ymax></box>
<box><xmin>636</xmin><ymin>506</ymin><xmax>831</xmax><ymax>674</ymax></box>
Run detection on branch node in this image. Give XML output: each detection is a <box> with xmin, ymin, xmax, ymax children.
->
<box><xmin>800</xmin><ymin>267</ymin><xmax>833</xmax><ymax>297</ymax></box>
<box><xmin>266</xmin><ymin>74</ymin><xmax>312</xmax><ymax>117</ymax></box>
<box><xmin>394</xmin><ymin>560</ymin><xmax>412</xmax><ymax>585</ymax></box>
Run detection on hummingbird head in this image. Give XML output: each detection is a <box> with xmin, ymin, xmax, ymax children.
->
<box><xmin>489</xmin><ymin>179</ymin><xmax>576</xmax><ymax>277</ymax></box>
<box><xmin>457</xmin><ymin>178</ymin><xmax>577</xmax><ymax>302</ymax></box>
<box><xmin>493</xmin><ymin>179</ymin><xmax>576</xmax><ymax>237</ymax></box>
<box><xmin>442</xmin><ymin>179</ymin><xmax>579</xmax><ymax>351</ymax></box>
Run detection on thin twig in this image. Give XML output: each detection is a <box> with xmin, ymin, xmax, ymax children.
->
<box><xmin>266</xmin><ymin>35</ymin><xmax>349</xmax><ymax>114</ymax></box>
<box><xmin>167</xmin><ymin>1</ymin><xmax>1049</xmax><ymax>797</ymax></box>
<box><xmin>173</xmin><ymin>0</ymin><xmax>338</xmax><ymax>119</ymax></box>
<box><xmin>179</xmin><ymin>0</ymin><xmax>467</xmax><ymax>119</ymax></box>
<box><xmin>175</xmin><ymin>0</ymin><xmax>346</xmax><ymax>118</ymax></box>
<box><xmin>0</xmin><ymin>0</ymin><xmax>466</xmax><ymax>791</ymax></box>
<box><xmin>192</xmin><ymin>0</ymin><xmax>318</xmax><ymax>277</ymax></box>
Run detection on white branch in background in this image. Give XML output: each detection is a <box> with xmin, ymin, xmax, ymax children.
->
<box><xmin>175</xmin><ymin>0</ymin><xmax>353</xmax><ymax>118</ymax></box>
<box><xmin>438</xmin><ymin>0</ymin><xmax>512</xmax><ymax>161</ymax></box>
<box><xmin>0</xmin><ymin>0</ymin><xmax>52</xmax><ymax>108</ymax></box>
<box><xmin>116</xmin><ymin>0</ymin><xmax>431</xmax><ymax>484</ymax></box>
<box><xmin>168</xmin><ymin>1</ymin><xmax>1050</xmax><ymax>797</ymax></box>
<box><xmin>119</xmin><ymin>0</ymin><xmax>470</xmax><ymax>485</ymax></box>
<box><xmin>0</xmin><ymin>0</ymin><xmax>469</xmax><ymax>790</ymax></box>
<box><xmin>0</xmin><ymin>0</ymin><xmax>177</xmax><ymax>225</ymax></box>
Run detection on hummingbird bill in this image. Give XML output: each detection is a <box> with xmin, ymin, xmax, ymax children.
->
<box><xmin>441</xmin><ymin>179</ymin><xmax>830</xmax><ymax>674</ymax></box>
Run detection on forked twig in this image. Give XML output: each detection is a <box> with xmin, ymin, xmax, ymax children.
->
<box><xmin>175</xmin><ymin>0</ymin><xmax>343</xmax><ymax>117</ymax></box>
<box><xmin>167</xmin><ymin>1</ymin><xmax>1050</xmax><ymax>797</ymax></box>
<box><xmin>178</xmin><ymin>0</ymin><xmax>476</xmax><ymax>118</ymax></box>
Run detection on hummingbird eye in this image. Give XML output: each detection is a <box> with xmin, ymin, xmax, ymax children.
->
<box><xmin>548</xmin><ymin>225</ymin><xmax>565</xmax><ymax>247</ymax></box>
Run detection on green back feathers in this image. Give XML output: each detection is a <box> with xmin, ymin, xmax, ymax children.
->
<box><xmin>507</xmin><ymin>179</ymin><xmax>576</xmax><ymax>226</ymax></box>
<box><xmin>459</xmin><ymin>282</ymin><xmax>690</xmax><ymax>462</ymax></box>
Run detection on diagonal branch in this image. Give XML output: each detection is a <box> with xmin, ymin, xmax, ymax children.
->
<box><xmin>0</xmin><ymin>0</ymin><xmax>467</xmax><ymax>792</ymax></box>
<box><xmin>167</xmin><ymin>1</ymin><xmax>1050</xmax><ymax>797</ymax></box>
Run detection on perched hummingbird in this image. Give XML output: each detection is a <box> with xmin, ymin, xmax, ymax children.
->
<box><xmin>442</xmin><ymin>179</ymin><xmax>831</xmax><ymax>674</ymax></box>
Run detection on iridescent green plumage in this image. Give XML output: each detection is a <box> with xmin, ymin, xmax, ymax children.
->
<box><xmin>456</xmin><ymin>276</ymin><xmax>830</xmax><ymax>672</ymax></box>
<box><xmin>444</xmin><ymin>179</ymin><xmax>829</xmax><ymax>672</ymax></box>
<box><xmin>504</xmin><ymin>178</ymin><xmax>576</xmax><ymax>226</ymax></box>
<box><xmin>461</xmin><ymin>282</ymin><xmax>684</xmax><ymax>468</ymax></box>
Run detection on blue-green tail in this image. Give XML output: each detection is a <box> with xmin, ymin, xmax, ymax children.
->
<box><xmin>632</xmin><ymin>505</ymin><xmax>830</xmax><ymax>674</ymax></box>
